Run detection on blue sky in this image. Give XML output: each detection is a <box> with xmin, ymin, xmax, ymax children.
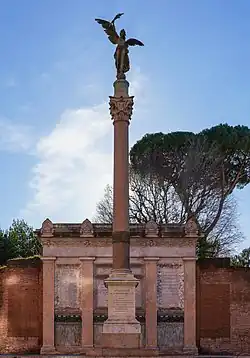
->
<box><xmin>0</xmin><ymin>0</ymin><xmax>250</xmax><ymax>250</ymax></box>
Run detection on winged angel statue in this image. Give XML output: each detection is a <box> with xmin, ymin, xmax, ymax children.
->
<box><xmin>95</xmin><ymin>13</ymin><xmax>144</xmax><ymax>79</ymax></box>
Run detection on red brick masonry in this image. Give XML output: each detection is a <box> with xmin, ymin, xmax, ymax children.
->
<box><xmin>197</xmin><ymin>258</ymin><xmax>250</xmax><ymax>355</ymax></box>
<box><xmin>1</xmin><ymin>257</ymin><xmax>250</xmax><ymax>355</ymax></box>
<box><xmin>0</xmin><ymin>257</ymin><xmax>42</xmax><ymax>354</ymax></box>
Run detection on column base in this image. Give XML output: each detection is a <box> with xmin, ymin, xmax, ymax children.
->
<box><xmin>183</xmin><ymin>345</ymin><xmax>198</xmax><ymax>355</ymax></box>
<box><xmin>40</xmin><ymin>345</ymin><xmax>56</xmax><ymax>354</ymax></box>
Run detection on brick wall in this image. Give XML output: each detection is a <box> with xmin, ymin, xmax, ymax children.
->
<box><xmin>0</xmin><ymin>257</ymin><xmax>42</xmax><ymax>354</ymax></box>
<box><xmin>2</xmin><ymin>256</ymin><xmax>250</xmax><ymax>355</ymax></box>
<box><xmin>197</xmin><ymin>258</ymin><xmax>250</xmax><ymax>355</ymax></box>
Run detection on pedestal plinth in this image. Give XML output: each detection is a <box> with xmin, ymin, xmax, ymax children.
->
<box><xmin>102</xmin><ymin>270</ymin><xmax>141</xmax><ymax>348</ymax></box>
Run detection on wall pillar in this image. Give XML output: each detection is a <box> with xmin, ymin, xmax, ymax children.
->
<box><xmin>144</xmin><ymin>257</ymin><xmax>159</xmax><ymax>349</ymax></box>
<box><xmin>183</xmin><ymin>257</ymin><xmax>198</xmax><ymax>354</ymax></box>
<box><xmin>40</xmin><ymin>257</ymin><xmax>56</xmax><ymax>354</ymax></box>
<box><xmin>80</xmin><ymin>257</ymin><xmax>95</xmax><ymax>349</ymax></box>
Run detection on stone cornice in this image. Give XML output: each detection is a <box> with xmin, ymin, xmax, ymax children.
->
<box><xmin>36</xmin><ymin>221</ymin><xmax>194</xmax><ymax>238</ymax></box>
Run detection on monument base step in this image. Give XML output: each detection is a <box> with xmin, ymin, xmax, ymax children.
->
<box><xmin>101</xmin><ymin>333</ymin><xmax>141</xmax><ymax>349</ymax></box>
<box><xmin>83</xmin><ymin>347</ymin><xmax>199</xmax><ymax>357</ymax></box>
<box><xmin>40</xmin><ymin>345</ymin><xmax>57</xmax><ymax>354</ymax></box>
<box><xmin>84</xmin><ymin>347</ymin><xmax>159</xmax><ymax>356</ymax></box>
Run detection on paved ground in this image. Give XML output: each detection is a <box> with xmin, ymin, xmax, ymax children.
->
<box><xmin>0</xmin><ymin>355</ymin><xmax>246</xmax><ymax>358</ymax></box>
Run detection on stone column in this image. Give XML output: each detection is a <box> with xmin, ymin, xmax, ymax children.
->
<box><xmin>183</xmin><ymin>257</ymin><xmax>198</xmax><ymax>354</ymax></box>
<box><xmin>111</xmin><ymin>80</ymin><xmax>132</xmax><ymax>271</ymax></box>
<box><xmin>80</xmin><ymin>257</ymin><xmax>95</xmax><ymax>349</ymax></box>
<box><xmin>144</xmin><ymin>257</ymin><xmax>159</xmax><ymax>349</ymax></box>
<box><xmin>40</xmin><ymin>257</ymin><xmax>56</xmax><ymax>354</ymax></box>
<box><xmin>102</xmin><ymin>79</ymin><xmax>141</xmax><ymax>348</ymax></box>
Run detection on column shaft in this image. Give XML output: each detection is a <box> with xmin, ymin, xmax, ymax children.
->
<box><xmin>80</xmin><ymin>257</ymin><xmax>95</xmax><ymax>348</ymax></box>
<box><xmin>112</xmin><ymin>231</ymin><xmax>130</xmax><ymax>270</ymax></box>
<box><xmin>41</xmin><ymin>257</ymin><xmax>56</xmax><ymax>354</ymax></box>
<box><xmin>144</xmin><ymin>258</ymin><xmax>158</xmax><ymax>348</ymax></box>
<box><xmin>110</xmin><ymin>88</ymin><xmax>133</xmax><ymax>271</ymax></box>
<box><xmin>113</xmin><ymin>119</ymin><xmax>129</xmax><ymax>232</ymax></box>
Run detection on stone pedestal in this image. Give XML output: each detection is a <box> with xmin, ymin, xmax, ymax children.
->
<box><xmin>102</xmin><ymin>270</ymin><xmax>141</xmax><ymax>348</ymax></box>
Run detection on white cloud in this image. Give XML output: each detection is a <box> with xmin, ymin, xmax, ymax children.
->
<box><xmin>0</xmin><ymin>118</ymin><xmax>33</xmax><ymax>152</ymax></box>
<box><xmin>21</xmin><ymin>71</ymin><xmax>146</xmax><ymax>227</ymax></box>
<box><xmin>21</xmin><ymin>104</ymin><xmax>112</xmax><ymax>225</ymax></box>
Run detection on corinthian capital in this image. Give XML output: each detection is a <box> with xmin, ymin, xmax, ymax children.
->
<box><xmin>109</xmin><ymin>96</ymin><xmax>134</xmax><ymax>123</ymax></box>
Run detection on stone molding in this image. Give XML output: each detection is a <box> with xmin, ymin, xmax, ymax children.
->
<box><xmin>145</xmin><ymin>220</ymin><xmax>159</xmax><ymax>237</ymax></box>
<box><xmin>79</xmin><ymin>256</ymin><xmax>96</xmax><ymax>261</ymax></box>
<box><xmin>37</xmin><ymin>220</ymin><xmax>192</xmax><ymax>239</ymax></box>
<box><xmin>41</xmin><ymin>218</ymin><xmax>54</xmax><ymax>237</ymax></box>
<box><xmin>80</xmin><ymin>219</ymin><xmax>94</xmax><ymax>237</ymax></box>
<box><xmin>41</xmin><ymin>256</ymin><xmax>56</xmax><ymax>261</ymax></box>
<box><xmin>41</xmin><ymin>237</ymin><xmax>196</xmax><ymax>249</ymax></box>
<box><xmin>56</xmin><ymin>257</ymin><xmax>81</xmax><ymax>265</ymax></box>
<box><xmin>182</xmin><ymin>257</ymin><xmax>197</xmax><ymax>262</ymax></box>
<box><xmin>158</xmin><ymin>262</ymin><xmax>183</xmax><ymax>268</ymax></box>
<box><xmin>134</xmin><ymin>238</ymin><xmax>196</xmax><ymax>247</ymax></box>
<box><xmin>143</xmin><ymin>257</ymin><xmax>159</xmax><ymax>262</ymax></box>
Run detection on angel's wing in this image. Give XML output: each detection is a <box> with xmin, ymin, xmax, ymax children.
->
<box><xmin>95</xmin><ymin>18</ymin><xmax>119</xmax><ymax>45</ymax></box>
<box><xmin>111</xmin><ymin>13</ymin><xmax>124</xmax><ymax>23</ymax></box>
<box><xmin>126</xmin><ymin>38</ymin><xmax>144</xmax><ymax>47</ymax></box>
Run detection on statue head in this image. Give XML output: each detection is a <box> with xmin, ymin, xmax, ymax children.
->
<box><xmin>120</xmin><ymin>29</ymin><xmax>126</xmax><ymax>39</ymax></box>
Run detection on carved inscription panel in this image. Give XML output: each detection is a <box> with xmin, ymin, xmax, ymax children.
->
<box><xmin>157</xmin><ymin>264</ymin><xmax>184</xmax><ymax>309</ymax></box>
<box><xmin>96</xmin><ymin>278</ymin><xmax>108</xmax><ymax>307</ymax></box>
<box><xmin>55</xmin><ymin>264</ymin><xmax>80</xmax><ymax>309</ymax></box>
<box><xmin>110</xmin><ymin>286</ymin><xmax>135</xmax><ymax>318</ymax></box>
<box><xmin>135</xmin><ymin>280</ymin><xmax>142</xmax><ymax>308</ymax></box>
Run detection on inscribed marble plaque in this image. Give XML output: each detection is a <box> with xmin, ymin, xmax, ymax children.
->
<box><xmin>109</xmin><ymin>286</ymin><xmax>135</xmax><ymax>318</ymax></box>
<box><xmin>96</xmin><ymin>278</ymin><xmax>108</xmax><ymax>307</ymax></box>
<box><xmin>157</xmin><ymin>264</ymin><xmax>184</xmax><ymax>309</ymax></box>
<box><xmin>55</xmin><ymin>264</ymin><xmax>80</xmax><ymax>308</ymax></box>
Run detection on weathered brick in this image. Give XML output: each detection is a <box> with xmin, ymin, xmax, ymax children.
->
<box><xmin>0</xmin><ymin>259</ymin><xmax>42</xmax><ymax>354</ymax></box>
<box><xmin>197</xmin><ymin>260</ymin><xmax>250</xmax><ymax>355</ymax></box>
